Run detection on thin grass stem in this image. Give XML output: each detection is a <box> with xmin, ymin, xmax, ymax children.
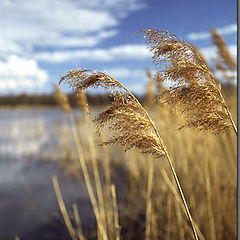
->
<box><xmin>83</xmin><ymin>112</ymin><xmax>107</xmax><ymax>233</ymax></box>
<box><xmin>164</xmin><ymin>153</ymin><xmax>199</xmax><ymax>240</ymax></box>
<box><xmin>69</xmin><ymin>113</ymin><xmax>108</xmax><ymax>240</ymax></box>
<box><xmin>161</xmin><ymin>169</ymin><xmax>206</xmax><ymax>240</ymax></box>
<box><xmin>52</xmin><ymin>176</ymin><xmax>77</xmax><ymax>240</ymax></box>
<box><xmin>72</xmin><ymin>203</ymin><xmax>85</xmax><ymax>240</ymax></box>
<box><xmin>111</xmin><ymin>184</ymin><xmax>121</xmax><ymax>240</ymax></box>
<box><xmin>145</xmin><ymin>157</ymin><xmax>154</xmax><ymax>240</ymax></box>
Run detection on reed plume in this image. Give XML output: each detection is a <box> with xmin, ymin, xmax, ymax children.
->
<box><xmin>191</xmin><ymin>44</ymin><xmax>207</xmax><ymax>66</ymax></box>
<box><xmin>210</xmin><ymin>28</ymin><xmax>237</xmax><ymax>71</ymax></box>
<box><xmin>142</xmin><ymin>29</ymin><xmax>237</xmax><ymax>134</ymax></box>
<box><xmin>74</xmin><ymin>85</ymin><xmax>108</xmax><ymax>239</ymax></box>
<box><xmin>54</xmin><ymin>83</ymin><xmax>109</xmax><ymax>239</ymax></box>
<box><xmin>61</xmin><ymin>68</ymin><xmax>200</xmax><ymax>240</ymax></box>
<box><xmin>61</xmin><ymin>69</ymin><xmax>165</xmax><ymax>158</ymax></box>
<box><xmin>54</xmin><ymin>84</ymin><xmax>72</xmax><ymax>113</ymax></box>
<box><xmin>75</xmin><ymin>89</ymin><xmax>89</xmax><ymax>113</ymax></box>
<box><xmin>145</xmin><ymin>68</ymin><xmax>155</xmax><ymax>106</ymax></box>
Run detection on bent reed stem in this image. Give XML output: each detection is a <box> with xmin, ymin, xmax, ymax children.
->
<box><xmin>145</xmin><ymin>157</ymin><xmax>154</xmax><ymax>240</ymax></box>
<box><xmin>83</xmin><ymin>111</ymin><xmax>107</xmax><ymax>233</ymax></box>
<box><xmin>61</xmin><ymin>70</ymin><xmax>200</xmax><ymax>240</ymax></box>
<box><xmin>100</xmin><ymin>74</ymin><xmax>199</xmax><ymax>240</ymax></box>
<box><xmin>161</xmin><ymin>169</ymin><xmax>206</xmax><ymax>240</ymax></box>
<box><xmin>69</xmin><ymin>113</ymin><xmax>108</xmax><ymax>240</ymax></box>
<box><xmin>218</xmin><ymin>90</ymin><xmax>238</xmax><ymax>135</ymax></box>
<box><xmin>120</xmin><ymin>78</ymin><xmax>199</xmax><ymax>240</ymax></box>
<box><xmin>165</xmin><ymin>153</ymin><xmax>199</xmax><ymax>240</ymax></box>
<box><xmin>52</xmin><ymin>176</ymin><xmax>77</xmax><ymax>240</ymax></box>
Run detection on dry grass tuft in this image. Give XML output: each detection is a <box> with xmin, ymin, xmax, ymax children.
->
<box><xmin>141</xmin><ymin>29</ymin><xmax>237</xmax><ymax>134</ymax></box>
<box><xmin>54</xmin><ymin>84</ymin><xmax>72</xmax><ymax>113</ymax></box>
<box><xmin>210</xmin><ymin>28</ymin><xmax>237</xmax><ymax>71</ymax></box>
<box><xmin>60</xmin><ymin>69</ymin><xmax>123</xmax><ymax>92</ymax></box>
<box><xmin>61</xmin><ymin>69</ymin><xmax>166</xmax><ymax>158</ymax></box>
<box><xmin>75</xmin><ymin>89</ymin><xmax>89</xmax><ymax>113</ymax></box>
<box><xmin>61</xmin><ymin>68</ymin><xmax>201</xmax><ymax>240</ymax></box>
<box><xmin>145</xmin><ymin>68</ymin><xmax>155</xmax><ymax>106</ymax></box>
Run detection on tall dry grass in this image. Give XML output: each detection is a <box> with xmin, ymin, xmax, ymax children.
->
<box><xmin>60</xmin><ymin>69</ymin><xmax>206</xmax><ymax>240</ymax></box>
<box><xmin>51</xmin><ymin>29</ymin><xmax>237</xmax><ymax>240</ymax></box>
<box><xmin>141</xmin><ymin>29</ymin><xmax>237</xmax><ymax>135</ymax></box>
<box><xmin>54</xmin><ymin>84</ymin><xmax>121</xmax><ymax>240</ymax></box>
<box><xmin>53</xmin><ymin>88</ymin><xmax>236</xmax><ymax>239</ymax></box>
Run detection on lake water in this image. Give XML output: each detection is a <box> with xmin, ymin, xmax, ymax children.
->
<box><xmin>0</xmin><ymin>108</ymin><xmax>97</xmax><ymax>239</ymax></box>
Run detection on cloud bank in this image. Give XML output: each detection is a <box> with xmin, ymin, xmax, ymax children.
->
<box><xmin>200</xmin><ymin>44</ymin><xmax>237</xmax><ymax>60</ymax></box>
<box><xmin>0</xmin><ymin>55</ymin><xmax>48</xmax><ymax>93</ymax></box>
<box><xmin>0</xmin><ymin>0</ymin><xmax>146</xmax><ymax>93</ymax></box>
<box><xmin>187</xmin><ymin>23</ymin><xmax>237</xmax><ymax>41</ymax></box>
<box><xmin>35</xmin><ymin>44</ymin><xmax>151</xmax><ymax>63</ymax></box>
<box><xmin>0</xmin><ymin>0</ymin><xmax>146</xmax><ymax>54</ymax></box>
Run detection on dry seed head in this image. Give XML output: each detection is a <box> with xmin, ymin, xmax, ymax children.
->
<box><xmin>210</xmin><ymin>28</ymin><xmax>237</xmax><ymax>71</ymax></box>
<box><xmin>61</xmin><ymin>69</ymin><xmax>166</xmax><ymax>158</ymax></box>
<box><xmin>54</xmin><ymin>84</ymin><xmax>72</xmax><ymax>113</ymax></box>
<box><xmin>143</xmin><ymin>29</ymin><xmax>233</xmax><ymax>133</ymax></box>
<box><xmin>191</xmin><ymin>44</ymin><xmax>208</xmax><ymax>67</ymax></box>
<box><xmin>60</xmin><ymin>68</ymin><xmax>123</xmax><ymax>92</ymax></box>
<box><xmin>215</xmin><ymin>63</ymin><xmax>227</xmax><ymax>72</ymax></box>
<box><xmin>75</xmin><ymin>89</ymin><xmax>89</xmax><ymax>113</ymax></box>
<box><xmin>145</xmin><ymin>68</ymin><xmax>155</xmax><ymax>106</ymax></box>
<box><xmin>155</xmin><ymin>72</ymin><xmax>165</xmax><ymax>97</ymax></box>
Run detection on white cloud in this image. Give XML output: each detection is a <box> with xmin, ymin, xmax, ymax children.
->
<box><xmin>0</xmin><ymin>0</ymin><xmax>146</xmax><ymax>55</ymax></box>
<box><xmin>199</xmin><ymin>44</ymin><xmax>237</xmax><ymax>84</ymax></box>
<box><xmin>0</xmin><ymin>37</ymin><xmax>23</xmax><ymax>56</ymax></box>
<box><xmin>200</xmin><ymin>44</ymin><xmax>237</xmax><ymax>60</ymax></box>
<box><xmin>103</xmin><ymin>67</ymin><xmax>146</xmax><ymax>79</ymax></box>
<box><xmin>35</xmin><ymin>44</ymin><xmax>151</xmax><ymax>63</ymax></box>
<box><xmin>128</xmin><ymin>83</ymin><xmax>146</xmax><ymax>94</ymax></box>
<box><xmin>0</xmin><ymin>55</ymin><xmax>48</xmax><ymax>93</ymax></box>
<box><xmin>214</xmin><ymin>69</ymin><xmax>237</xmax><ymax>84</ymax></box>
<box><xmin>0</xmin><ymin>0</ymin><xmax>147</xmax><ymax>93</ymax></box>
<box><xmin>81</xmin><ymin>67</ymin><xmax>149</xmax><ymax>95</ymax></box>
<box><xmin>101</xmin><ymin>67</ymin><xmax>157</xmax><ymax>94</ymax></box>
<box><xmin>187</xmin><ymin>23</ymin><xmax>237</xmax><ymax>41</ymax></box>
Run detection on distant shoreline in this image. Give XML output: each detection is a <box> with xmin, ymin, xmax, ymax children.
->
<box><xmin>0</xmin><ymin>105</ymin><xmax>59</xmax><ymax>109</ymax></box>
<box><xmin>0</xmin><ymin>84</ymin><xmax>235</xmax><ymax>108</ymax></box>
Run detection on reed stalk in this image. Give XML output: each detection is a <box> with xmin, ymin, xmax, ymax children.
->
<box><xmin>145</xmin><ymin>157</ymin><xmax>154</xmax><ymax>240</ymax></box>
<box><xmin>72</xmin><ymin>203</ymin><xmax>85</xmax><ymax>240</ymax></box>
<box><xmin>161</xmin><ymin>169</ymin><xmax>206</xmax><ymax>240</ymax></box>
<box><xmin>52</xmin><ymin>176</ymin><xmax>77</xmax><ymax>240</ymax></box>
<box><xmin>75</xmin><ymin>89</ymin><xmax>108</xmax><ymax>236</ymax></box>
<box><xmin>145</xmin><ymin>68</ymin><xmax>155</xmax><ymax>107</ymax></box>
<box><xmin>174</xmin><ymin>197</ymin><xmax>185</xmax><ymax>240</ymax></box>
<box><xmin>61</xmin><ymin>69</ymin><xmax>200</xmax><ymax>240</ymax></box>
<box><xmin>111</xmin><ymin>184</ymin><xmax>121</xmax><ymax>240</ymax></box>
<box><xmin>204</xmin><ymin>156</ymin><xmax>216</xmax><ymax>240</ymax></box>
<box><xmin>69</xmin><ymin>113</ymin><xmax>108</xmax><ymax>240</ymax></box>
<box><xmin>210</xmin><ymin>28</ymin><xmax>237</xmax><ymax>71</ymax></box>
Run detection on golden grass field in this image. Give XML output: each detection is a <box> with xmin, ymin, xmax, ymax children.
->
<box><xmin>0</xmin><ymin>28</ymin><xmax>237</xmax><ymax>240</ymax></box>
<box><xmin>51</xmin><ymin>28</ymin><xmax>237</xmax><ymax>240</ymax></box>
<box><xmin>52</xmin><ymin>87</ymin><xmax>236</xmax><ymax>240</ymax></box>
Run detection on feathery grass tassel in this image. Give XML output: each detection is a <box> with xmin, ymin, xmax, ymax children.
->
<box><xmin>141</xmin><ymin>29</ymin><xmax>237</xmax><ymax>135</ymax></box>
<box><xmin>61</xmin><ymin>69</ymin><xmax>200</xmax><ymax>240</ymax></box>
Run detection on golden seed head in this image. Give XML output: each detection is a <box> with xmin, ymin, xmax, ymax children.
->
<box><xmin>143</xmin><ymin>28</ymin><xmax>232</xmax><ymax>133</ymax></box>
<box><xmin>61</xmin><ymin>69</ymin><xmax>166</xmax><ymax>157</ymax></box>
<box><xmin>210</xmin><ymin>28</ymin><xmax>237</xmax><ymax>71</ymax></box>
<box><xmin>54</xmin><ymin>84</ymin><xmax>72</xmax><ymax>113</ymax></box>
<box><xmin>145</xmin><ymin>68</ymin><xmax>155</xmax><ymax>106</ymax></box>
<box><xmin>75</xmin><ymin>89</ymin><xmax>89</xmax><ymax>113</ymax></box>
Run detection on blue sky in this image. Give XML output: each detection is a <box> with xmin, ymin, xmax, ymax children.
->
<box><xmin>0</xmin><ymin>0</ymin><xmax>237</xmax><ymax>95</ymax></box>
